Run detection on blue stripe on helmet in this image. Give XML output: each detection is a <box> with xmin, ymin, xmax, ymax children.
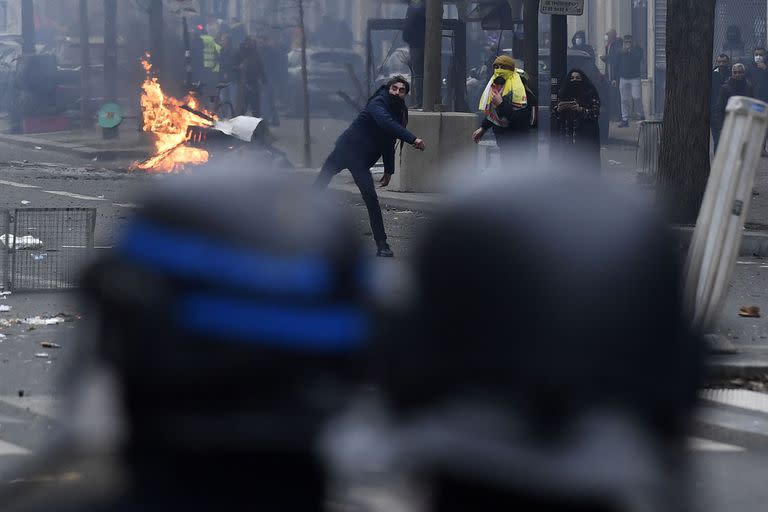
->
<box><xmin>118</xmin><ymin>221</ymin><xmax>334</xmax><ymax>297</ymax></box>
<box><xmin>177</xmin><ymin>294</ymin><xmax>368</xmax><ymax>351</ymax></box>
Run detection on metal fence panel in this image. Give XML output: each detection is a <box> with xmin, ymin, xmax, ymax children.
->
<box><xmin>5</xmin><ymin>208</ymin><xmax>97</xmax><ymax>291</ymax></box>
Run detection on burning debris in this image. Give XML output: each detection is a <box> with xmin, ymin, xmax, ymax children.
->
<box><xmin>131</xmin><ymin>55</ymin><xmax>214</xmax><ymax>173</ymax></box>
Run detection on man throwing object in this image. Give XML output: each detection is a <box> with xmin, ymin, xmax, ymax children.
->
<box><xmin>315</xmin><ymin>76</ymin><xmax>425</xmax><ymax>257</ymax></box>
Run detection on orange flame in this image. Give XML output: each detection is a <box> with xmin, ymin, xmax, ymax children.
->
<box><xmin>131</xmin><ymin>55</ymin><xmax>215</xmax><ymax>173</ymax></box>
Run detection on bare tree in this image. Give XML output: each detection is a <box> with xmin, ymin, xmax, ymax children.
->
<box><xmin>656</xmin><ymin>0</ymin><xmax>717</xmax><ymax>223</ymax></box>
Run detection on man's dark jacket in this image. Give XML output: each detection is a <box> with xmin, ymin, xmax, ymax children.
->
<box><xmin>710</xmin><ymin>67</ymin><xmax>730</xmax><ymax>115</ymax></box>
<box><xmin>715</xmin><ymin>78</ymin><xmax>755</xmax><ymax>128</ymax></box>
<box><xmin>616</xmin><ymin>46</ymin><xmax>644</xmax><ymax>79</ymax></box>
<box><xmin>335</xmin><ymin>87</ymin><xmax>417</xmax><ymax>172</ymax></box>
<box><xmin>746</xmin><ymin>63</ymin><xmax>768</xmax><ymax>102</ymax></box>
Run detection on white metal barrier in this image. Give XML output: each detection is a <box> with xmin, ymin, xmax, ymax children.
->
<box><xmin>684</xmin><ymin>96</ymin><xmax>768</xmax><ymax>332</ymax></box>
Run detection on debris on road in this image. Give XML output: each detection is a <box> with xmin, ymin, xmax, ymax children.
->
<box><xmin>41</xmin><ymin>342</ymin><xmax>61</xmax><ymax>349</ymax></box>
<box><xmin>34</xmin><ymin>352</ymin><xmax>50</xmax><ymax>358</ymax></box>
<box><xmin>0</xmin><ymin>313</ymin><xmax>79</xmax><ymax>328</ymax></box>
<box><xmin>0</xmin><ymin>234</ymin><xmax>44</xmax><ymax>250</ymax></box>
<box><xmin>21</xmin><ymin>201</ymin><xmax>30</xmax><ymax>205</ymax></box>
<box><xmin>32</xmin><ymin>253</ymin><xmax>48</xmax><ymax>262</ymax></box>
<box><xmin>24</xmin><ymin>313</ymin><xmax>78</xmax><ymax>326</ymax></box>
<box><xmin>0</xmin><ymin>305</ymin><xmax>10</xmax><ymax>312</ymax></box>
<box><xmin>17</xmin><ymin>390</ymin><xmax>24</xmax><ymax>397</ymax></box>
<box><xmin>739</xmin><ymin>305</ymin><xmax>761</xmax><ymax>318</ymax></box>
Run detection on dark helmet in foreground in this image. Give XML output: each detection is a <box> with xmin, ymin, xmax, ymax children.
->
<box><xmin>81</xmin><ymin>171</ymin><xmax>372</xmax><ymax>455</ymax></box>
<box><xmin>372</xmin><ymin>175</ymin><xmax>703</xmax><ymax>512</ymax></box>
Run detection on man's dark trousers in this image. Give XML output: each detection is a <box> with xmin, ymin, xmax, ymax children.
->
<box><xmin>315</xmin><ymin>147</ymin><xmax>387</xmax><ymax>243</ymax></box>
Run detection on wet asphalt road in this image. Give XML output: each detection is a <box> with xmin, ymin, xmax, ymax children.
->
<box><xmin>0</xmin><ymin>142</ymin><xmax>764</xmax><ymax>511</ymax></box>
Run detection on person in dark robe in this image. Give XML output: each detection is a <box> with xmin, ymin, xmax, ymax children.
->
<box><xmin>554</xmin><ymin>68</ymin><xmax>602</xmax><ymax>173</ymax></box>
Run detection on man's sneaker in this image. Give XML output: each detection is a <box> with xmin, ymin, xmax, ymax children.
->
<box><xmin>618</xmin><ymin>120</ymin><xmax>629</xmax><ymax>128</ymax></box>
<box><xmin>376</xmin><ymin>242</ymin><xmax>394</xmax><ymax>258</ymax></box>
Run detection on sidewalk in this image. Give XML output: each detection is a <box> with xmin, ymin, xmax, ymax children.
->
<box><xmin>0</xmin><ymin>117</ymin><xmax>150</xmax><ymax>162</ymax></box>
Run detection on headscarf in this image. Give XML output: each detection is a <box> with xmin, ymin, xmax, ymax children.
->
<box><xmin>478</xmin><ymin>55</ymin><xmax>528</xmax><ymax>127</ymax></box>
<box><xmin>558</xmin><ymin>69</ymin><xmax>599</xmax><ymax>103</ymax></box>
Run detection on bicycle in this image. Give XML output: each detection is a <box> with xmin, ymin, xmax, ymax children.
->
<box><xmin>189</xmin><ymin>80</ymin><xmax>234</xmax><ymax>120</ymax></box>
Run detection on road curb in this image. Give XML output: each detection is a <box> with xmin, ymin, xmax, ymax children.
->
<box><xmin>694</xmin><ymin>402</ymin><xmax>768</xmax><ymax>450</ymax></box>
<box><xmin>0</xmin><ymin>133</ymin><xmax>148</xmax><ymax>161</ymax></box>
<box><xmin>326</xmin><ymin>189</ymin><xmax>768</xmax><ymax>255</ymax></box>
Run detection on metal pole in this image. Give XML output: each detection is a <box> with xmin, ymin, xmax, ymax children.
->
<box><xmin>298</xmin><ymin>0</ymin><xmax>312</xmax><ymax>167</ymax></box>
<box><xmin>103</xmin><ymin>0</ymin><xmax>118</xmax><ymax>139</ymax></box>
<box><xmin>523</xmin><ymin>0</ymin><xmax>539</xmax><ymax>86</ymax></box>
<box><xmin>21</xmin><ymin>0</ymin><xmax>35</xmax><ymax>55</ymax></box>
<box><xmin>79</xmin><ymin>0</ymin><xmax>91</xmax><ymax>130</ymax></box>
<box><xmin>549</xmin><ymin>14</ymin><xmax>567</xmax><ymax>144</ymax></box>
<box><xmin>182</xmin><ymin>17</ymin><xmax>193</xmax><ymax>88</ymax></box>
<box><xmin>453</xmin><ymin>20</ymin><xmax>468</xmax><ymax>112</ymax></box>
<box><xmin>422</xmin><ymin>0</ymin><xmax>443</xmax><ymax>112</ymax></box>
<box><xmin>149</xmin><ymin>0</ymin><xmax>164</xmax><ymax>81</ymax></box>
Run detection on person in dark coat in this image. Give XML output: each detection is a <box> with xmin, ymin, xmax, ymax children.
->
<box><xmin>554</xmin><ymin>69</ymin><xmax>602</xmax><ymax>173</ymax></box>
<box><xmin>746</xmin><ymin>47</ymin><xmax>768</xmax><ymax>102</ymax></box>
<box><xmin>571</xmin><ymin>30</ymin><xmax>596</xmax><ymax>59</ymax></box>
<box><xmin>315</xmin><ymin>76</ymin><xmax>426</xmax><ymax>258</ymax></box>
<box><xmin>472</xmin><ymin>55</ymin><xmax>537</xmax><ymax>162</ymax></box>
<box><xmin>711</xmin><ymin>54</ymin><xmax>731</xmax><ymax>149</ymax></box>
<box><xmin>714</xmin><ymin>63</ymin><xmax>754</xmax><ymax>151</ymax></box>
<box><xmin>233</xmin><ymin>34</ymin><xmax>267</xmax><ymax>117</ymax></box>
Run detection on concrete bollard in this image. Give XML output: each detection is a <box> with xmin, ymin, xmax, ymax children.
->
<box><xmin>390</xmin><ymin>111</ymin><xmax>478</xmax><ymax>192</ymax></box>
<box><xmin>684</xmin><ymin>96</ymin><xmax>768</xmax><ymax>333</ymax></box>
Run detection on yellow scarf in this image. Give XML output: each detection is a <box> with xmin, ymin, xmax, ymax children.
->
<box><xmin>479</xmin><ymin>69</ymin><xmax>528</xmax><ymax>127</ymax></box>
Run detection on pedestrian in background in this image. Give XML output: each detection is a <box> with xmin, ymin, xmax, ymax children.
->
<box><xmin>571</xmin><ymin>30</ymin><xmax>595</xmax><ymax>59</ymax></box>
<box><xmin>600</xmin><ymin>29</ymin><xmax>622</xmax><ymax>121</ymax></box>
<box><xmin>234</xmin><ymin>35</ymin><xmax>267</xmax><ymax>117</ymax></box>
<box><xmin>315</xmin><ymin>76</ymin><xmax>425</xmax><ymax>258</ymax></box>
<box><xmin>746</xmin><ymin>47</ymin><xmax>768</xmax><ymax>156</ymax></box>
<box><xmin>615</xmin><ymin>35</ymin><xmax>645</xmax><ymax>127</ymax></box>
<box><xmin>746</xmin><ymin>47</ymin><xmax>768</xmax><ymax>102</ymax></box>
<box><xmin>472</xmin><ymin>55</ymin><xmax>537</xmax><ymax>163</ymax></box>
<box><xmin>711</xmin><ymin>54</ymin><xmax>731</xmax><ymax>150</ymax></box>
<box><xmin>714</xmin><ymin>63</ymin><xmax>754</xmax><ymax>151</ymax></box>
<box><xmin>217</xmin><ymin>33</ymin><xmax>237</xmax><ymax>113</ymax></box>
<box><xmin>555</xmin><ymin>69</ymin><xmax>602</xmax><ymax>173</ymax></box>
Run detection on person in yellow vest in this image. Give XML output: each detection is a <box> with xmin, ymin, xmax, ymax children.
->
<box><xmin>471</xmin><ymin>55</ymin><xmax>538</xmax><ymax>162</ymax></box>
<box><xmin>201</xmin><ymin>30</ymin><xmax>221</xmax><ymax>95</ymax></box>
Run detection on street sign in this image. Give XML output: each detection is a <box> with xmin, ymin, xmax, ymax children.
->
<box><xmin>97</xmin><ymin>103</ymin><xmax>123</xmax><ymax>129</ymax></box>
<box><xmin>539</xmin><ymin>0</ymin><xmax>584</xmax><ymax>16</ymax></box>
<box><xmin>165</xmin><ymin>0</ymin><xmax>199</xmax><ymax>17</ymax></box>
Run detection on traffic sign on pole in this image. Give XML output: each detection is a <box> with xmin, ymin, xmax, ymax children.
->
<box><xmin>539</xmin><ymin>0</ymin><xmax>584</xmax><ymax>16</ymax></box>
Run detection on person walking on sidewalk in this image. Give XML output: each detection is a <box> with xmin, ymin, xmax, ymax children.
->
<box><xmin>315</xmin><ymin>76</ymin><xmax>426</xmax><ymax>258</ymax></box>
<box><xmin>472</xmin><ymin>55</ymin><xmax>537</xmax><ymax>162</ymax></box>
<box><xmin>615</xmin><ymin>35</ymin><xmax>645</xmax><ymax>127</ymax></box>
<box><xmin>714</xmin><ymin>63</ymin><xmax>754</xmax><ymax>151</ymax></box>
